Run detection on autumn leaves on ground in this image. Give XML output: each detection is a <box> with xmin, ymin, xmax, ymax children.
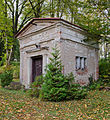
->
<box><xmin>0</xmin><ymin>88</ymin><xmax>110</xmax><ymax>120</ymax></box>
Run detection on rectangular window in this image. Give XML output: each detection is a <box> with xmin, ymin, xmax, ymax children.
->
<box><xmin>81</xmin><ymin>57</ymin><xmax>84</xmax><ymax>70</ymax></box>
<box><xmin>84</xmin><ymin>58</ymin><xmax>87</xmax><ymax>69</ymax></box>
<box><xmin>76</xmin><ymin>56</ymin><xmax>80</xmax><ymax>70</ymax></box>
<box><xmin>76</xmin><ymin>56</ymin><xmax>87</xmax><ymax>70</ymax></box>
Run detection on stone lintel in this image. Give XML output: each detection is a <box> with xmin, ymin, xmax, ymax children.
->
<box><xmin>26</xmin><ymin>46</ymin><xmax>49</xmax><ymax>53</ymax></box>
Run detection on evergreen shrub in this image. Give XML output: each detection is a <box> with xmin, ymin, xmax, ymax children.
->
<box><xmin>41</xmin><ymin>45</ymin><xmax>87</xmax><ymax>101</ymax></box>
<box><xmin>86</xmin><ymin>75</ymin><xmax>103</xmax><ymax>90</ymax></box>
<box><xmin>99</xmin><ymin>58</ymin><xmax>110</xmax><ymax>77</ymax></box>
<box><xmin>28</xmin><ymin>46</ymin><xmax>87</xmax><ymax>101</ymax></box>
<box><xmin>28</xmin><ymin>75</ymin><xmax>43</xmax><ymax>97</ymax></box>
<box><xmin>0</xmin><ymin>68</ymin><xmax>13</xmax><ymax>87</ymax></box>
<box><xmin>99</xmin><ymin>58</ymin><xmax>110</xmax><ymax>86</ymax></box>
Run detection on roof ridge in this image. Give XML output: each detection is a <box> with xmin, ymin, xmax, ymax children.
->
<box><xmin>15</xmin><ymin>18</ymin><xmax>86</xmax><ymax>38</ymax></box>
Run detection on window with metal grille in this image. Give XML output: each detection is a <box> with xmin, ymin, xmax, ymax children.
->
<box><xmin>76</xmin><ymin>56</ymin><xmax>87</xmax><ymax>70</ymax></box>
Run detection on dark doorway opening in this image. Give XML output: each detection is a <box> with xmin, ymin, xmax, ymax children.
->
<box><xmin>32</xmin><ymin>55</ymin><xmax>43</xmax><ymax>82</ymax></box>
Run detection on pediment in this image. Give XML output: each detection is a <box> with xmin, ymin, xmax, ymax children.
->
<box><xmin>16</xmin><ymin>18</ymin><xmax>86</xmax><ymax>39</ymax></box>
<box><xmin>18</xmin><ymin>21</ymin><xmax>55</xmax><ymax>38</ymax></box>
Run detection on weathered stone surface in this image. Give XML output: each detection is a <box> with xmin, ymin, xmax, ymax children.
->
<box><xmin>17</xmin><ymin>18</ymin><xmax>99</xmax><ymax>88</ymax></box>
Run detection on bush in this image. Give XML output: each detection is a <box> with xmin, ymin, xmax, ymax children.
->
<box><xmin>99</xmin><ymin>59</ymin><xmax>110</xmax><ymax>77</ymax></box>
<box><xmin>86</xmin><ymin>59</ymin><xmax>110</xmax><ymax>90</ymax></box>
<box><xmin>99</xmin><ymin>58</ymin><xmax>110</xmax><ymax>87</ymax></box>
<box><xmin>10</xmin><ymin>61</ymin><xmax>20</xmax><ymax>66</ymax></box>
<box><xmin>5</xmin><ymin>82</ymin><xmax>24</xmax><ymax>90</ymax></box>
<box><xmin>41</xmin><ymin>46</ymin><xmax>87</xmax><ymax>101</ymax></box>
<box><xmin>0</xmin><ymin>69</ymin><xmax>13</xmax><ymax>87</ymax></box>
<box><xmin>65</xmin><ymin>73</ymin><xmax>87</xmax><ymax>100</ymax></box>
<box><xmin>41</xmin><ymin>46</ymin><xmax>69</xmax><ymax>101</ymax></box>
<box><xmin>88</xmin><ymin>82</ymin><xmax>101</xmax><ymax>90</ymax></box>
<box><xmin>41</xmin><ymin>72</ymin><xmax>87</xmax><ymax>101</ymax></box>
<box><xmin>10</xmin><ymin>62</ymin><xmax>20</xmax><ymax>79</ymax></box>
<box><xmin>28</xmin><ymin>75</ymin><xmax>43</xmax><ymax>97</ymax></box>
<box><xmin>28</xmin><ymin>46</ymin><xmax>87</xmax><ymax>101</ymax></box>
<box><xmin>13</xmin><ymin>65</ymin><xmax>20</xmax><ymax>79</ymax></box>
<box><xmin>0</xmin><ymin>65</ymin><xmax>6</xmax><ymax>74</ymax></box>
<box><xmin>85</xmin><ymin>75</ymin><xmax>103</xmax><ymax>90</ymax></box>
<box><xmin>67</xmin><ymin>84</ymin><xmax>87</xmax><ymax>100</ymax></box>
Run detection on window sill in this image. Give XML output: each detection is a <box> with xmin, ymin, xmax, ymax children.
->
<box><xmin>76</xmin><ymin>68</ymin><xmax>88</xmax><ymax>75</ymax></box>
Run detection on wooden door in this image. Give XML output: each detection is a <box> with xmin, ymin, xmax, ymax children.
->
<box><xmin>32</xmin><ymin>56</ymin><xmax>42</xmax><ymax>82</ymax></box>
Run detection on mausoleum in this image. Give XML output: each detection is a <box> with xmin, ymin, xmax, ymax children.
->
<box><xmin>16</xmin><ymin>18</ymin><xmax>99</xmax><ymax>88</ymax></box>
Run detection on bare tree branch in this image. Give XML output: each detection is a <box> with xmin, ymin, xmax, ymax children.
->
<box><xmin>5</xmin><ymin>0</ymin><xmax>13</xmax><ymax>12</ymax></box>
<box><xmin>29</xmin><ymin>0</ymin><xmax>37</xmax><ymax>17</ymax></box>
<box><xmin>18</xmin><ymin>0</ymin><xmax>27</xmax><ymax>17</ymax></box>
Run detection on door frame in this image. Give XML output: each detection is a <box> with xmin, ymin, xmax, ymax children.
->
<box><xmin>26</xmin><ymin>53</ymin><xmax>48</xmax><ymax>89</ymax></box>
<box><xmin>31</xmin><ymin>55</ymin><xmax>43</xmax><ymax>82</ymax></box>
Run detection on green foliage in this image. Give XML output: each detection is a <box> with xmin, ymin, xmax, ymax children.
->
<box><xmin>28</xmin><ymin>75</ymin><xmax>44</xmax><ymax>97</ymax></box>
<box><xmin>13</xmin><ymin>64</ymin><xmax>20</xmax><ymax>79</ymax></box>
<box><xmin>88</xmin><ymin>81</ymin><xmax>101</xmax><ymax>90</ymax></box>
<box><xmin>99</xmin><ymin>58</ymin><xmax>110</xmax><ymax>86</ymax></box>
<box><xmin>0</xmin><ymin>62</ymin><xmax>20</xmax><ymax>87</ymax></box>
<box><xmin>0</xmin><ymin>0</ymin><xmax>109</xmax><ymax>64</ymax></box>
<box><xmin>86</xmin><ymin>74</ymin><xmax>109</xmax><ymax>90</ymax></box>
<box><xmin>0</xmin><ymin>68</ymin><xmax>13</xmax><ymax>87</ymax></box>
<box><xmin>85</xmin><ymin>75</ymin><xmax>99</xmax><ymax>90</ymax></box>
<box><xmin>78</xmin><ymin>0</ymin><xmax>110</xmax><ymax>44</ymax></box>
<box><xmin>0</xmin><ymin>38</ymin><xmax>5</xmax><ymax>63</ymax></box>
<box><xmin>0</xmin><ymin>0</ymin><xmax>14</xmax><ymax>65</ymax></box>
<box><xmin>67</xmin><ymin>84</ymin><xmax>87</xmax><ymax>100</ymax></box>
<box><xmin>88</xmin><ymin>74</ymin><xmax>94</xmax><ymax>85</ymax></box>
<box><xmin>5</xmin><ymin>82</ymin><xmax>24</xmax><ymax>90</ymax></box>
<box><xmin>86</xmin><ymin>58</ymin><xmax>110</xmax><ymax>90</ymax></box>
<box><xmin>99</xmin><ymin>58</ymin><xmax>110</xmax><ymax>77</ymax></box>
<box><xmin>0</xmin><ymin>65</ymin><xmax>6</xmax><ymax>74</ymax></box>
<box><xmin>41</xmin><ymin>46</ymin><xmax>87</xmax><ymax>101</ymax></box>
<box><xmin>10</xmin><ymin>61</ymin><xmax>20</xmax><ymax>66</ymax></box>
<box><xmin>11</xmin><ymin>39</ymin><xmax>20</xmax><ymax>61</ymax></box>
<box><xmin>41</xmin><ymin>46</ymin><xmax>67</xmax><ymax>101</ymax></box>
<box><xmin>65</xmin><ymin>73</ymin><xmax>87</xmax><ymax>100</ymax></box>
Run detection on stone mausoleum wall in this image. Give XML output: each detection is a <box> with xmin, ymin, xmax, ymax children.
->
<box><xmin>60</xmin><ymin>22</ymin><xmax>99</xmax><ymax>85</ymax></box>
<box><xmin>17</xmin><ymin>19</ymin><xmax>99</xmax><ymax>88</ymax></box>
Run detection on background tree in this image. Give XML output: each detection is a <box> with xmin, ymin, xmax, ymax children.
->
<box><xmin>0</xmin><ymin>0</ymin><xmax>109</xmax><ymax>65</ymax></box>
<box><xmin>28</xmin><ymin>0</ymin><xmax>45</xmax><ymax>18</ymax></box>
<box><xmin>4</xmin><ymin>0</ymin><xmax>48</xmax><ymax>63</ymax></box>
<box><xmin>0</xmin><ymin>0</ymin><xmax>13</xmax><ymax>66</ymax></box>
<box><xmin>79</xmin><ymin>0</ymin><xmax>109</xmax><ymax>51</ymax></box>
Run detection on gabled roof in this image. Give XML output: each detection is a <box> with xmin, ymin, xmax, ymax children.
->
<box><xmin>15</xmin><ymin>18</ymin><xmax>86</xmax><ymax>38</ymax></box>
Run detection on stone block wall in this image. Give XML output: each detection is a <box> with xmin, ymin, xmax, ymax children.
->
<box><xmin>60</xmin><ymin>39</ymin><xmax>99</xmax><ymax>85</ymax></box>
<box><xmin>18</xmin><ymin>19</ymin><xmax>99</xmax><ymax>88</ymax></box>
<box><xmin>59</xmin><ymin>23</ymin><xmax>99</xmax><ymax>85</ymax></box>
<box><xmin>19</xmin><ymin>23</ymin><xmax>61</xmax><ymax>88</ymax></box>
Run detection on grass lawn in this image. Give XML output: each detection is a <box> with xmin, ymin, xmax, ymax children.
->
<box><xmin>0</xmin><ymin>87</ymin><xmax>110</xmax><ymax>120</ymax></box>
